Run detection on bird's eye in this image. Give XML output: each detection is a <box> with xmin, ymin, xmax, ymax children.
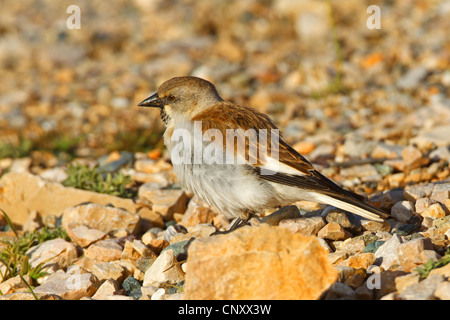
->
<box><xmin>168</xmin><ymin>94</ymin><xmax>175</xmax><ymax>101</ymax></box>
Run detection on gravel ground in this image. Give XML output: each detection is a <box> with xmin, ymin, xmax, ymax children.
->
<box><xmin>0</xmin><ymin>0</ymin><xmax>449</xmax><ymax>300</ymax></box>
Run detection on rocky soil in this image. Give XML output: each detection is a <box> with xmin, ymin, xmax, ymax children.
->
<box><xmin>1</xmin><ymin>0</ymin><xmax>450</xmax><ymax>300</ymax></box>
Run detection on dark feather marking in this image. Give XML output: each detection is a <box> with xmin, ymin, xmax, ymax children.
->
<box><xmin>255</xmin><ymin>168</ymin><xmax>389</xmax><ymax>219</ymax></box>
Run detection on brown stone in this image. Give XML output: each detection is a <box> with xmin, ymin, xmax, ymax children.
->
<box><xmin>136</xmin><ymin>207</ymin><xmax>165</xmax><ymax>230</ymax></box>
<box><xmin>33</xmin><ymin>271</ymin><xmax>99</xmax><ymax>300</ymax></box>
<box><xmin>84</xmin><ymin>239</ymin><xmax>123</xmax><ymax>262</ymax></box>
<box><xmin>26</xmin><ymin>238</ymin><xmax>78</xmax><ymax>270</ymax></box>
<box><xmin>279</xmin><ymin>216</ymin><xmax>325</xmax><ymax>236</ymax></box>
<box><xmin>397</xmin><ymin>238</ymin><xmax>440</xmax><ymax>272</ymax></box>
<box><xmin>338</xmin><ymin>253</ymin><xmax>376</xmax><ymax>270</ymax></box>
<box><xmin>180</xmin><ymin>205</ymin><xmax>215</xmax><ymax>228</ymax></box>
<box><xmin>121</xmin><ymin>240</ymin><xmax>157</xmax><ymax>261</ymax></box>
<box><xmin>318</xmin><ymin>222</ymin><xmax>352</xmax><ymax>241</ymax></box>
<box><xmin>62</xmin><ymin>203</ymin><xmax>140</xmax><ymax>235</ymax></box>
<box><xmin>401</xmin><ymin>145</ymin><xmax>428</xmax><ymax>171</ymax></box>
<box><xmin>184</xmin><ymin>225</ymin><xmax>337</xmax><ymax>300</ymax></box>
<box><xmin>421</xmin><ymin>203</ymin><xmax>447</xmax><ymax>219</ymax></box>
<box><xmin>0</xmin><ymin>172</ymin><xmax>137</xmax><ymax>226</ymax></box>
<box><xmin>65</xmin><ymin>224</ymin><xmax>107</xmax><ymax>248</ymax></box>
<box><xmin>138</xmin><ymin>187</ymin><xmax>189</xmax><ymax>220</ymax></box>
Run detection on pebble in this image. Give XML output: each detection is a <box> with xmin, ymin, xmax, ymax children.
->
<box><xmin>360</xmin><ymin>219</ymin><xmax>391</xmax><ymax>232</ymax></box>
<box><xmin>338</xmin><ymin>253</ymin><xmax>375</xmax><ymax>270</ymax></box>
<box><xmin>397</xmin><ymin>237</ymin><xmax>440</xmax><ymax>272</ymax></box>
<box><xmin>397</xmin><ymin>66</ymin><xmax>428</xmax><ymax>90</ymax></box>
<box><xmin>180</xmin><ymin>205</ymin><xmax>216</xmax><ymax>228</ymax></box>
<box><xmin>429</xmin><ymin>146</ymin><xmax>450</xmax><ymax>162</ymax></box>
<box><xmin>374</xmin><ymin>234</ymin><xmax>403</xmax><ymax>270</ymax></box>
<box><xmin>39</xmin><ymin>167</ymin><xmax>68</xmax><ymax>183</ymax></box>
<box><xmin>395</xmin><ymin>272</ymin><xmax>421</xmax><ymax>293</ymax></box>
<box><xmin>391</xmin><ymin>201</ymin><xmax>415</xmax><ymax>223</ymax></box>
<box><xmin>421</xmin><ymin>203</ymin><xmax>447</xmax><ymax>219</ymax></box>
<box><xmin>84</xmin><ymin>239</ymin><xmax>123</xmax><ymax>262</ymax></box>
<box><xmin>341</xmin><ymin>237</ymin><xmax>366</xmax><ymax>255</ymax></box>
<box><xmin>0</xmin><ymin>275</ymin><xmax>32</xmax><ymax>295</ymax></box>
<box><xmin>33</xmin><ymin>271</ymin><xmax>100</xmax><ymax>300</ymax></box>
<box><xmin>399</xmin><ymin>274</ymin><xmax>445</xmax><ymax>300</ymax></box>
<box><xmin>26</xmin><ymin>238</ymin><xmax>78</xmax><ymax>271</ymax></box>
<box><xmin>371</xmin><ymin>143</ymin><xmax>403</xmax><ymax>159</ymax></box>
<box><xmin>22</xmin><ymin>210</ymin><xmax>42</xmax><ymax>233</ymax></box>
<box><xmin>261</xmin><ymin>205</ymin><xmax>301</xmax><ymax>226</ymax></box>
<box><xmin>121</xmin><ymin>239</ymin><xmax>157</xmax><ymax>261</ymax></box>
<box><xmin>62</xmin><ymin>203</ymin><xmax>141</xmax><ymax>235</ymax></box>
<box><xmin>324</xmin><ymin>209</ymin><xmax>362</xmax><ymax>234</ymax></box>
<box><xmin>435</xmin><ymin>282</ymin><xmax>450</xmax><ymax>300</ymax></box>
<box><xmin>142</xmin><ymin>249</ymin><xmax>185</xmax><ymax>287</ymax></box>
<box><xmin>65</xmin><ymin>224</ymin><xmax>107</xmax><ymax>248</ymax></box>
<box><xmin>415</xmin><ymin>198</ymin><xmax>434</xmax><ymax>214</ymax></box>
<box><xmin>91</xmin><ymin>262</ymin><xmax>125</xmax><ymax>284</ymax></box>
<box><xmin>324</xmin><ymin>282</ymin><xmax>355</xmax><ymax>300</ymax></box>
<box><xmin>340</xmin><ymin>164</ymin><xmax>381</xmax><ymax>182</ymax></box>
<box><xmin>9</xmin><ymin>158</ymin><xmax>31</xmax><ymax>173</ymax></box>
<box><xmin>404</xmin><ymin>184</ymin><xmax>434</xmax><ymax>202</ymax></box>
<box><xmin>430</xmin><ymin>182</ymin><xmax>450</xmax><ymax>203</ymax></box>
<box><xmin>318</xmin><ymin>222</ymin><xmax>352</xmax><ymax>241</ymax></box>
<box><xmin>278</xmin><ymin>216</ymin><xmax>325</xmax><ymax>236</ymax></box>
<box><xmin>138</xmin><ymin>187</ymin><xmax>189</xmax><ymax>221</ymax></box>
<box><xmin>122</xmin><ymin>276</ymin><xmax>142</xmax><ymax>300</ymax></box>
<box><xmin>412</xmin><ymin>126</ymin><xmax>450</xmax><ymax>148</ymax></box>
<box><xmin>151</xmin><ymin>288</ymin><xmax>166</xmax><ymax>300</ymax></box>
<box><xmin>363</xmin><ymin>241</ymin><xmax>385</xmax><ymax>254</ymax></box>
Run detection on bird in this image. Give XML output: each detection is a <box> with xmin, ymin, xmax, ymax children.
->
<box><xmin>138</xmin><ymin>76</ymin><xmax>389</xmax><ymax>230</ymax></box>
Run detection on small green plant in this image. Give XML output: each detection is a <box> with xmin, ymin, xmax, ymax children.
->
<box><xmin>0</xmin><ymin>139</ymin><xmax>33</xmax><ymax>159</ymax></box>
<box><xmin>62</xmin><ymin>163</ymin><xmax>136</xmax><ymax>198</ymax></box>
<box><xmin>107</xmin><ymin>128</ymin><xmax>164</xmax><ymax>153</ymax></box>
<box><xmin>0</xmin><ymin>209</ymin><xmax>69</xmax><ymax>299</ymax></box>
<box><xmin>415</xmin><ymin>248</ymin><xmax>450</xmax><ymax>280</ymax></box>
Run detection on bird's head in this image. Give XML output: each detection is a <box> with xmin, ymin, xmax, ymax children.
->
<box><xmin>138</xmin><ymin>76</ymin><xmax>223</xmax><ymax>123</ymax></box>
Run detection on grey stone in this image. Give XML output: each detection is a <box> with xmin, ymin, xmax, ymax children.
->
<box><xmin>399</xmin><ymin>274</ymin><xmax>445</xmax><ymax>300</ymax></box>
<box><xmin>391</xmin><ymin>201</ymin><xmax>415</xmax><ymax>223</ymax></box>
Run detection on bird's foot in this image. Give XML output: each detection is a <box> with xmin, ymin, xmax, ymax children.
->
<box><xmin>210</xmin><ymin>213</ymin><xmax>256</xmax><ymax>236</ymax></box>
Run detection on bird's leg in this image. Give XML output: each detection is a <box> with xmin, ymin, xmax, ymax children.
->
<box><xmin>210</xmin><ymin>213</ymin><xmax>256</xmax><ymax>236</ymax></box>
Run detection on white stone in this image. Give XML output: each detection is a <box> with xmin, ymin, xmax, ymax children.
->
<box><xmin>143</xmin><ymin>249</ymin><xmax>184</xmax><ymax>287</ymax></box>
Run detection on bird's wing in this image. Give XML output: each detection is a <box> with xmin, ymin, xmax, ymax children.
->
<box><xmin>193</xmin><ymin>102</ymin><xmax>314</xmax><ymax>173</ymax></box>
<box><xmin>192</xmin><ymin>103</ymin><xmax>388</xmax><ymax>220</ymax></box>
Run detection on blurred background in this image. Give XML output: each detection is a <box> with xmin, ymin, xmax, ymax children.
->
<box><xmin>0</xmin><ymin>0</ymin><xmax>449</xmax><ymax>171</ymax></box>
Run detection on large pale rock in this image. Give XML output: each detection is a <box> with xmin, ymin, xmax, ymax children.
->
<box><xmin>184</xmin><ymin>225</ymin><xmax>338</xmax><ymax>300</ymax></box>
<box><xmin>0</xmin><ymin>172</ymin><xmax>137</xmax><ymax>226</ymax></box>
<box><xmin>62</xmin><ymin>203</ymin><xmax>140</xmax><ymax>235</ymax></box>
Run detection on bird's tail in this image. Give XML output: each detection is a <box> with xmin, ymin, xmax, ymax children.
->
<box><xmin>308</xmin><ymin>192</ymin><xmax>389</xmax><ymax>222</ymax></box>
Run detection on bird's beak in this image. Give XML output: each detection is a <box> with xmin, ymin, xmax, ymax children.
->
<box><xmin>138</xmin><ymin>93</ymin><xmax>164</xmax><ymax>108</ymax></box>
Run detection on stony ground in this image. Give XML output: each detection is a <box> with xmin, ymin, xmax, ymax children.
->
<box><xmin>1</xmin><ymin>0</ymin><xmax>450</xmax><ymax>300</ymax></box>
